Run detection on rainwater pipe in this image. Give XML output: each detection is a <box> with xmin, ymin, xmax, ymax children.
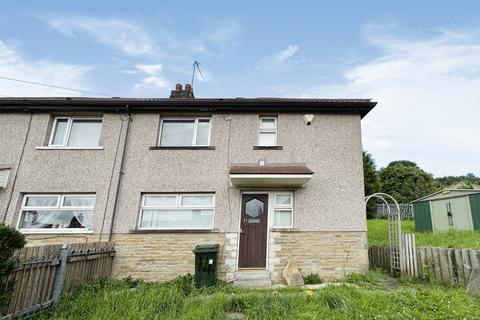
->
<box><xmin>108</xmin><ymin>108</ymin><xmax>132</xmax><ymax>241</ymax></box>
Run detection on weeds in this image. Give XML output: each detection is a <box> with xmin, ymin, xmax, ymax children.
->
<box><xmin>36</xmin><ymin>273</ymin><xmax>480</xmax><ymax>320</ymax></box>
<box><xmin>303</xmin><ymin>273</ymin><xmax>322</xmax><ymax>284</ymax></box>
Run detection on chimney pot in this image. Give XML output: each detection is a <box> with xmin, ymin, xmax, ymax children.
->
<box><xmin>175</xmin><ymin>83</ymin><xmax>182</xmax><ymax>93</ymax></box>
<box><xmin>185</xmin><ymin>83</ymin><xmax>192</xmax><ymax>93</ymax></box>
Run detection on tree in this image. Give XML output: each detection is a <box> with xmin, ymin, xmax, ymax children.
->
<box><xmin>379</xmin><ymin>161</ymin><xmax>438</xmax><ymax>203</ymax></box>
<box><xmin>0</xmin><ymin>225</ymin><xmax>25</xmax><ymax>310</ymax></box>
<box><xmin>363</xmin><ymin>151</ymin><xmax>380</xmax><ymax>218</ymax></box>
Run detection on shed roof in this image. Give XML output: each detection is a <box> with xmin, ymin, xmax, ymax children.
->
<box><xmin>412</xmin><ymin>189</ymin><xmax>480</xmax><ymax>203</ymax></box>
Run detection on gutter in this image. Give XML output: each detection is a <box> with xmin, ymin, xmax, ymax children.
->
<box><xmin>108</xmin><ymin>108</ymin><xmax>132</xmax><ymax>241</ymax></box>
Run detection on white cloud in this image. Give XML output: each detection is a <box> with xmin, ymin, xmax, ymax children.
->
<box><xmin>205</xmin><ymin>22</ymin><xmax>242</xmax><ymax>49</ymax></box>
<box><xmin>46</xmin><ymin>16</ymin><xmax>155</xmax><ymax>56</ymax></box>
<box><xmin>299</xmin><ymin>27</ymin><xmax>480</xmax><ymax>176</ymax></box>
<box><xmin>0</xmin><ymin>40</ymin><xmax>91</xmax><ymax>96</ymax></box>
<box><xmin>135</xmin><ymin>64</ymin><xmax>163</xmax><ymax>74</ymax></box>
<box><xmin>255</xmin><ymin>45</ymin><xmax>307</xmax><ymax>73</ymax></box>
<box><xmin>133</xmin><ymin>63</ymin><xmax>169</xmax><ymax>94</ymax></box>
<box><xmin>274</xmin><ymin>45</ymin><xmax>299</xmax><ymax>62</ymax></box>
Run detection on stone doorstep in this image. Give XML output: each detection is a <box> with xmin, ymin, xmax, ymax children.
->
<box><xmin>233</xmin><ymin>270</ymin><xmax>272</xmax><ymax>288</ymax></box>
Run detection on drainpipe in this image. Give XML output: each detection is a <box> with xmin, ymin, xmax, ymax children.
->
<box><xmin>108</xmin><ymin>107</ymin><xmax>132</xmax><ymax>241</ymax></box>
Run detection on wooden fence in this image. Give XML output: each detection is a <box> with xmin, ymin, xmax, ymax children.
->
<box><xmin>1</xmin><ymin>242</ymin><xmax>115</xmax><ymax>319</ymax></box>
<box><xmin>369</xmin><ymin>244</ymin><xmax>480</xmax><ymax>285</ymax></box>
<box><xmin>375</xmin><ymin>203</ymin><xmax>414</xmax><ymax>220</ymax></box>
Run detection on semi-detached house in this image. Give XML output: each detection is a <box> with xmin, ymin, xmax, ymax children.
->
<box><xmin>0</xmin><ymin>88</ymin><xmax>376</xmax><ymax>286</ymax></box>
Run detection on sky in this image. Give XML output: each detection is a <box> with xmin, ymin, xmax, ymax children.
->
<box><xmin>0</xmin><ymin>1</ymin><xmax>479</xmax><ymax>177</ymax></box>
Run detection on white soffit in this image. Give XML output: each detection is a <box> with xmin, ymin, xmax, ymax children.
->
<box><xmin>230</xmin><ymin>174</ymin><xmax>312</xmax><ymax>187</ymax></box>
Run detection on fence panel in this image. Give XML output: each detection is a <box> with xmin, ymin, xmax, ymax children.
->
<box><xmin>369</xmin><ymin>245</ymin><xmax>480</xmax><ymax>285</ymax></box>
<box><xmin>375</xmin><ymin>203</ymin><xmax>414</xmax><ymax>220</ymax></box>
<box><xmin>1</xmin><ymin>242</ymin><xmax>115</xmax><ymax>319</ymax></box>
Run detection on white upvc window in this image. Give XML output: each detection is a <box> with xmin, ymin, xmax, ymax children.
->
<box><xmin>159</xmin><ymin>118</ymin><xmax>211</xmax><ymax>147</ymax></box>
<box><xmin>18</xmin><ymin>194</ymin><xmax>96</xmax><ymax>232</ymax></box>
<box><xmin>273</xmin><ymin>192</ymin><xmax>293</xmax><ymax>228</ymax></box>
<box><xmin>139</xmin><ymin>193</ymin><xmax>215</xmax><ymax>230</ymax></box>
<box><xmin>49</xmin><ymin>117</ymin><xmax>103</xmax><ymax>148</ymax></box>
<box><xmin>258</xmin><ymin>116</ymin><xmax>277</xmax><ymax>146</ymax></box>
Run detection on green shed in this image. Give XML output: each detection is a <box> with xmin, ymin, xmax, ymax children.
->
<box><xmin>412</xmin><ymin>189</ymin><xmax>480</xmax><ymax>232</ymax></box>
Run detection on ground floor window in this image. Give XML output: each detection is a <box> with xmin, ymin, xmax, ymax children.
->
<box><xmin>139</xmin><ymin>193</ymin><xmax>215</xmax><ymax>230</ymax></box>
<box><xmin>273</xmin><ymin>192</ymin><xmax>293</xmax><ymax>228</ymax></box>
<box><xmin>18</xmin><ymin>194</ymin><xmax>95</xmax><ymax>230</ymax></box>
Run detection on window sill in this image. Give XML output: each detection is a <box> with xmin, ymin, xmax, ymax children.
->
<box><xmin>35</xmin><ymin>146</ymin><xmax>104</xmax><ymax>150</ymax></box>
<box><xmin>270</xmin><ymin>227</ymin><xmax>297</xmax><ymax>232</ymax></box>
<box><xmin>253</xmin><ymin>146</ymin><xmax>283</xmax><ymax>150</ymax></box>
<box><xmin>19</xmin><ymin>229</ymin><xmax>94</xmax><ymax>234</ymax></box>
<box><xmin>130</xmin><ymin>229</ymin><xmax>219</xmax><ymax>234</ymax></box>
<box><xmin>149</xmin><ymin>146</ymin><xmax>215</xmax><ymax>150</ymax></box>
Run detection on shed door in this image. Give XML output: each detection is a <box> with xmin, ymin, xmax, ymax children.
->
<box><xmin>238</xmin><ymin>194</ymin><xmax>268</xmax><ymax>268</ymax></box>
<box><xmin>431</xmin><ymin>197</ymin><xmax>473</xmax><ymax>232</ymax></box>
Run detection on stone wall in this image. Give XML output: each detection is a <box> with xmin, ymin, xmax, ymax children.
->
<box><xmin>111</xmin><ymin>233</ymin><xmax>238</xmax><ymax>282</ymax></box>
<box><xmin>268</xmin><ymin>231</ymin><xmax>368</xmax><ymax>285</ymax></box>
<box><xmin>23</xmin><ymin>231</ymin><xmax>367</xmax><ymax>285</ymax></box>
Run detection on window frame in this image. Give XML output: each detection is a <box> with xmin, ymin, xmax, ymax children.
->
<box><xmin>272</xmin><ymin>191</ymin><xmax>293</xmax><ymax>228</ymax></box>
<box><xmin>18</xmin><ymin>193</ymin><xmax>96</xmax><ymax>233</ymax></box>
<box><xmin>258</xmin><ymin>116</ymin><xmax>278</xmax><ymax>147</ymax></box>
<box><xmin>48</xmin><ymin>116</ymin><xmax>103</xmax><ymax>148</ymax></box>
<box><xmin>138</xmin><ymin>193</ymin><xmax>215</xmax><ymax>230</ymax></box>
<box><xmin>158</xmin><ymin>117</ymin><xmax>212</xmax><ymax>147</ymax></box>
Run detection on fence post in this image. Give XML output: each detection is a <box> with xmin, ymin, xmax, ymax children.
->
<box><xmin>52</xmin><ymin>244</ymin><xmax>69</xmax><ymax>303</ymax></box>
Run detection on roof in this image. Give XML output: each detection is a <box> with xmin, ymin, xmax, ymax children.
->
<box><xmin>0</xmin><ymin>97</ymin><xmax>376</xmax><ymax>118</ymax></box>
<box><xmin>229</xmin><ymin>165</ymin><xmax>313</xmax><ymax>175</ymax></box>
<box><xmin>412</xmin><ymin>189</ymin><xmax>480</xmax><ymax>203</ymax></box>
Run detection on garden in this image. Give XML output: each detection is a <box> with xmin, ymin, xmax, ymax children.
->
<box><xmin>36</xmin><ymin>273</ymin><xmax>480</xmax><ymax>320</ymax></box>
<box><xmin>367</xmin><ymin>219</ymin><xmax>480</xmax><ymax>249</ymax></box>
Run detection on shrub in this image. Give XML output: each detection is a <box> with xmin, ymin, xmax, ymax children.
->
<box><xmin>0</xmin><ymin>224</ymin><xmax>26</xmax><ymax>309</ymax></box>
<box><xmin>303</xmin><ymin>273</ymin><xmax>322</xmax><ymax>284</ymax></box>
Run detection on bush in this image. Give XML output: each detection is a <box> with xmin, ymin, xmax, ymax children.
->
<box><xmin>0</xmin><ymin>224</ymin><xmax>26</xmax><ymax>309</ymax></box>
<box><xmin>303</xmin><ymin>273</ymin><xmax>322</xmax><ymax>284</ymax></box>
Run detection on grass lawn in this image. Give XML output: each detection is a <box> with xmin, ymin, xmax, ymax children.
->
<box><xmin>367</xmin><ymin>219</ymin><xmax>480</xmax><ymax>249</ymax></box>
<box><xmin>37</xmin><ymin>274</ymin><xmax>480</xmax><ymax>320</ymax></box>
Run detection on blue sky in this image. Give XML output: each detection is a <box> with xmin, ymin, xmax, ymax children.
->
<box><xmin>1</xmin><ymin>1</ymin><xmax>479</xmax><ymax>177</ymax></box>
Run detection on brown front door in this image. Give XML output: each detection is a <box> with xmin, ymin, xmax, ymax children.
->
<box><xmin>238</xmin><ymin>194</ymin><xmax>268</xmax><ymax>268</ymax></box>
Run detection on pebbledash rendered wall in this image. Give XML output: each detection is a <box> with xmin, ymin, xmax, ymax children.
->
<box><xmin>0</xmin><ymin>112</ymin><xmax>368</xmax><ymax>283</ymax></box>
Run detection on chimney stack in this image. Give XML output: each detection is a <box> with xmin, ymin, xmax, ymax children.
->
<box><xmin>170</xmin><ymin>83</ymin><xmax>195</xmax><ymax>98</ymax></box>
<box><xmin>175</xmin><ymin>83</ymin><xmax>182</xmax><ymax>93</ymax></box>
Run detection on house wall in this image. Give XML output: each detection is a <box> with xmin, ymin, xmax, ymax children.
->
<box><xmin>1</xmin><ymin>111</ymin><xmax>367</xmax><ymax>283</ymax></box>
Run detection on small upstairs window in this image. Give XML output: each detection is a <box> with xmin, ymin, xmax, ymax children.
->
<box><xmin>49</xmin><ymin>117</ymin><xmax>102</xmax><ymax>148</ymax></box>
<box><xmin>258</xmin><ymin>116</ymin><xmax>277</xmax><ymax>146</ymax></box>
<box><xmin>159</xmin><ymin>118</ymin><xmax>211</xmax><ymax>147</ymax></box>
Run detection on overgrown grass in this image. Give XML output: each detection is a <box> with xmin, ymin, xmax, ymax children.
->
<box><xmin>37</xmin><ymin>273</ymin><xmax>480</xmax><ymax>319</ymax></box>
<box><xmin>368</xmin><ymin>219</ymin><xmax>480</xmax><ymax>249</ymax></box>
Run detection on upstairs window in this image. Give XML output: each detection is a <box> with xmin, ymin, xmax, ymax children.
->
<box><xmin>18</xmin><ymin>194</ymin><xmax>95</xmax><ymax>231</ymax></box>
<box><xmin>159</xmin><ymin>118</ymin><xmax>211</xmax><ymax>147</ymax></box>
<box><xmin>49</xmin><ymin>117</ymin><xmax>102</xmax><ymax>147</ymax></box>
<box><xmin>139</xmin><ymin>193</ymin><xmax>215</xmax><ymax>230</ymax></box>
<box><xmin>258</xmin><ymin>116</ymin><xmax>277</xmax><ymax>146</ymax></box>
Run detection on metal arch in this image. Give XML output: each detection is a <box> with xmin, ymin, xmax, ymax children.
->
<box><xmin>365</xmin><ymin>192</ymin><xmax>402</xmax><ymax>274</ymax></box>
